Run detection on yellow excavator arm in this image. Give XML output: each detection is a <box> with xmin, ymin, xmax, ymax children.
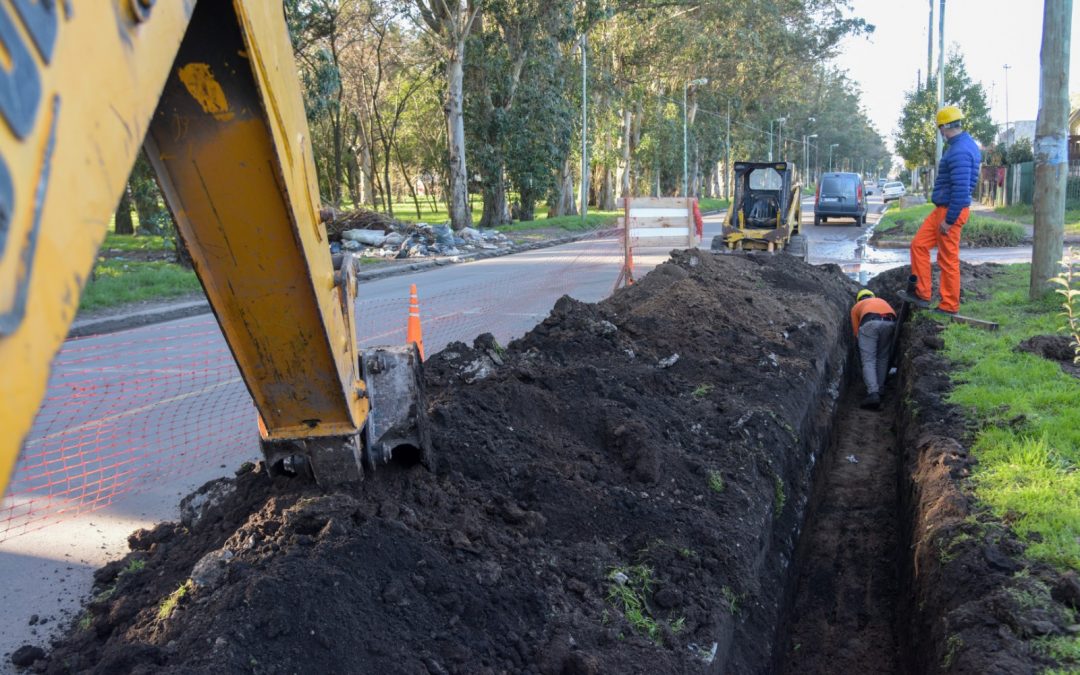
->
<box><xmin>0</xmin><ymin>1</ymin><xmax>427</xmax><ymax>497</ymax></box>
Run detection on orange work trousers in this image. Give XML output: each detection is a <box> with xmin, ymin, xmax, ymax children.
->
<box><xmin>909</xmin><ymin>206</ymin><xmax>968</xmax><ymax>313</ymax></box>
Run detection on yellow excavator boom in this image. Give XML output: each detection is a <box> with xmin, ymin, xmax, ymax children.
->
<box><xmin>0</xmin><ymin>0</ymin><xmax>425</xmax><ymax>497</ymax></box>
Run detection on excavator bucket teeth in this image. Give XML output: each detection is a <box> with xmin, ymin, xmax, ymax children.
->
<box><xmin>361</xmin><ymin>344</ymin><xmax>433</xmax><ymax>472</ymax></box>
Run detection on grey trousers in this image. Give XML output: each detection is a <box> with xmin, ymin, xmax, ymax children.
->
<box><xmin>858</xmin><ymin>319</ymin><xmax>895</xmax><ymax>395</ymax></box>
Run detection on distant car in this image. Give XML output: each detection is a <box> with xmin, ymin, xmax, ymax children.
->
<box><xmin>882</xmin><ymin>181</ymin><xmax>906</xmax><ymax>203</ymax></box>
<box><xmin>814</xmin><ymin>172</ymin><xmax>867</xmax><ymax>226</ymax></box>
<box><xmin>877</xmin><ymin>177</ymin><xmax>887</xmax><ymax>188</ymax></box>
<box><xmin>864</xmin><ymin>180</ymin><xmax>875</xmax><ymax>196</ymax></box>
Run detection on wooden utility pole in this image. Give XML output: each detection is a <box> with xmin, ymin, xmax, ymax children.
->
<box><xmin>1031</xmin><ymin>0</ymin><xmax>1073</xmax><ymax>299</ymax></box>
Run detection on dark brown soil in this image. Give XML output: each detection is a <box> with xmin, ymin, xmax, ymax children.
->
<box><xmin>38</xmin><ymin>251</ymin><xmax>857</xmax><ymax>674</ymax></box>
<box><xmin>886</xmin><ymin>263</ymin><xmax>1077</xmax><ymax>674</ymax></box>
<box><xmin>34</xmin><ymin>255</ymin><xmax>1077</xmax><ymax>675</ymax></box>
<box><xmin>1016</xmin><ymin>334</ymin><xmax>1080</xmax><ymax>379</ymax></box>
<box><xmin>780</xmin><ymin>387</ymin><xmax>901</xmax><ymax>674</ymax></box>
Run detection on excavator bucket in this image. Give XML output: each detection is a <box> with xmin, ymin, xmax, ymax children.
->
<box><xmin>361</xmin><ymin>344</ymin><xmax>433</xmax><ymax>472</ymax></box>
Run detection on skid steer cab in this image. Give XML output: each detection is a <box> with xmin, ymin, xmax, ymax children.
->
<box><xmin>713</xmin><ymin>162</ymin><xmax>805</xmax><ymax>259</ymax></box>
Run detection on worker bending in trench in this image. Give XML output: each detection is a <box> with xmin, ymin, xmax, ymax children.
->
<box><xmin>851</xmin><ymin>289</ymin><xmax>897</xmax><ymax>410</ymax></box>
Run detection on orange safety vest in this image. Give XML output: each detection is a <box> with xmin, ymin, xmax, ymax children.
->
<box><xmin>850</xmin><ymin>297</ymin><xmax>896</xmax><ymax>337</ymax></box>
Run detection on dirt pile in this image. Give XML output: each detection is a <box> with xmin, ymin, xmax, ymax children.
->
<box><xmin>38</xmin><ymin>251</ymin><xmax>856</xmax><ymax>675</ymax></box>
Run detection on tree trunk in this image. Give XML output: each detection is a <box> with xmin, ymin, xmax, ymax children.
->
<box><xmin>445</xmin><ymin>45</ymin><xmax>471</xmax><ymax>230</ymax></box>
<box><xmin>359</xmin><ymin>121</ymin><xmax>375</xmax><ymax>206</ymax></box>
<box><xmin>114</xmin><ymin>187</ymin><xmax>135</xmax><ymax>235</ymax></box>
<box><xmin>390</xmin><ymin>141</ymin><xmax>423</xmax><ymax>221</ymax></box>
<box><xmin>346</xmin><ymin>152</ymin><xmax>361</xmax><ymax>208</ymax></box>
<box><xmin>383</xmin><ymin>143</ymin><xmax>394</xmax><ymax>219</ymax></box>
<box><xmin>600</xmin><ymin>167</ymin><xmax>615</xmax><ymax>210</ymax></box>
<box><xmin>480</xmin><ymin>164</ymin><xmax>510</xmax><ymax>228</ymax></box>
<box><xmin>620</xmin><ymin>106</ymin><xmax>632</xmax><ymax>199</ymax></box>
<box><xmin>549</xmin><ymin>156</ymin><xmax>577</xmax><ymax>217</ymax></box>
<box><xmin>518</xmin><ymin>194</ymin><xmax>536</xmax><ymax>221</ymax></box>
<box><xmin>1031</xmin><ymin>0</ymin><xmax>1072</xmax><ymax>298</ymax></box>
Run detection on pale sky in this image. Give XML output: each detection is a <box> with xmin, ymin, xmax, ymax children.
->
<box><xmin>832</xmin><ymin>0</ymin><xmax>1080</xmax><ymax>149</ymax></box>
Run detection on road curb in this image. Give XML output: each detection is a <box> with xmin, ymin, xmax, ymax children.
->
<box><xmin>67</xmin><ymin>227</ymin><xmax>624</xmax><ymax>338</ymax></box>
<box><xmin>68</xmin><ymin>301</ymin><xmax>214</xmax><ymax>339</ymax></box>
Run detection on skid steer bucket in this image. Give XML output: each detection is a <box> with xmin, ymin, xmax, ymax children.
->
<box><xmin>361</xmin><ymin>344</ymin><xmax>433</xmax><ymax>472</ymax></box>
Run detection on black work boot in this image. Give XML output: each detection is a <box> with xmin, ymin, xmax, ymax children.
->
<box><xmin>861</xmin><ymin>392</ymin><xmax>881</xmax><ymax>410</ymax></box>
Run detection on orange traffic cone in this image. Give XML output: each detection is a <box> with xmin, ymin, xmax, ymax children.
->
<box><xmin>407</xmin><ymin>283</ymin><xmax>425</xmax><ymax>360</ymax></box>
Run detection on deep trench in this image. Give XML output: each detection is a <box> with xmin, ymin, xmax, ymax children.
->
<box><xmin>777</xmin><ymin>349</ymin><xmax>910</xmax><ymax>673</ymax></box>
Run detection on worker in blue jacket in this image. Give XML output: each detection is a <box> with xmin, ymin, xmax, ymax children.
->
<box><xmin>909</xmin><ymin>105</ymin><xmax>981</xmax><ymax>314</ymax></box>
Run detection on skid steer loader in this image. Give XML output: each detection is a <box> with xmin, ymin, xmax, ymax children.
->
<box><xmin>0</xmin><ymin>0</ymin><xmax>429</xmax><ymax>496</ymax></box>
<box><xmin>712</xmin><ymin>162</ymin><xmax>806</xmax><ymax>260</ymax></box>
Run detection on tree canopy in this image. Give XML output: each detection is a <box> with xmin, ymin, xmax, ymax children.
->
<box><xmin>280</xmin><ymin>0</ymin><xmax>891</xmax><ymax>225</ymax></box>
<box><xmin>894</xmin><ymin>49</ymin><xmax>995</xmax><ymax>171</ymax></box>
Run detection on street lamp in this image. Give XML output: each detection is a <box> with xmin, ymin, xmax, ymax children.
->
<box><xmin>828</xmin><ymin>143</ymin><xmax>839</xmax><ymax>172</ymax></box>
<box><xmin>767</xmin><ymin>117</ymin><xmax>786</xmax><ymax>161</ymax></box>
<box><xmin>776</xmin><ymin>118</ymin><xmax>786</xmax><ymax>160</ymax></box>
<box><xmin>803</xmin><ymin>134</ymin><xmax>817</xmax><ymax>186</ymax></box>
<box><xmin>1003</xmin><ymin>63</ymin><xmax>1011</xmax><ymax>144</ymax></box>
<box><xmin>683</xmin><ymin>77</ymin><xmax>708</xmax><ymax>197</ymax></box>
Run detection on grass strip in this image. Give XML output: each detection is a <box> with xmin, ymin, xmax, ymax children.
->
<box><xmin>877</xmin><ymin>203</ymin><xmax>1025</xmax><ymax>247</ymax></box>
<box><xmin>80</xmin><ymin>261</ymin><xmax>201</xmax><ymax>311</ymax></box>
<box><xmin>939</xmin><ymin>264</ymin><xmax>1080</xmax><ymax>570</ymax></box>
<box><xmin>995</xmin><ymin>203</ymin><xmax>1080</xmax><ymax>236</ymax></box>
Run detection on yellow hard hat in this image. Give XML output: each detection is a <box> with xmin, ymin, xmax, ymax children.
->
<box><xmin>936</xmin><ymin>105</ymin><xmax>965</xmax><ymax>127</ymax></box>
<box><xmin>856</xmin><ymin>289</ymin><xmax>875</xmax><ymax>302</ymax></box>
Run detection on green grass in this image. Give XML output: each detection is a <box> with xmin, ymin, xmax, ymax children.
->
<box><xmin>100</xmin><ymin>233</ymin><xmax>174</xmax><ymax>253</ymax></box>
<box><xmin>1040</xmin><ymin>634</ymin><xmax>1080</xmax><ymax>670</ymax></box>
<box><xmin>359</xmin><ymin>196</ymin><xmax>729</xmax><ymax>228</ymax></box>
<box><xmin>496</xmin><ymin>211</ymin><xmax>621</xmax><ymax>233</ymax></box>
<box><xmin>692</xmin><ymin>383</ymin><xmax>714</xmax><ymax>399</ymax></box>
<box><xmin>962</xmin><ymin>219</ymin><xmax>1026</xmax><ymax>247</ymax></box>
<box><xmin>157</xmin><ymin>580</ymin><xmax>192</xmax><ymax>620</ymax></box>
<box><xmin>877</xmin><ymin>203</ymin><xmax>1025</xmax><ymax>246</ymax></box>
<box><xmin>707</xmin><ymin>470</ymin><xmax>725</xmax><ymax>493</ymax></box>
<box><xmin>773</xmin><ymin>474</ymin><xmax>787</xmax><ymax>513</ymax></box>
<box><xmin>80</xmin><ymin>261</ymin><xmax>200</xmax><ymax>311</ymax></box>
<box><xmin>699</xmin><ymin>198</ymin><xmax>729</xmax><ymax>213</ymax></box>
<box><xmin>606</xmin><ymin>565</ymin><xmax>683</xmax><ymax>643</ymax></box>
<box><xmin>878</xmin><ymin>203</ymin><xmax>936</xmax><ymax>231</ymax></box>
<box><xmin>996</xmin><ymin>203</ymin><xmax>1080</xmax><ymax>236</ymax></box>
<box><xmin>939</xmin><ymin>264</ymin><xmax>1080</xmax><ymax>570</ymax></box>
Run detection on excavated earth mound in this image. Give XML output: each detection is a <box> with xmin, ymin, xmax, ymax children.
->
<box><xmin>40</xmin><ymin>251</ymin><xmax>857</xmax><ymax>675</ymax></box>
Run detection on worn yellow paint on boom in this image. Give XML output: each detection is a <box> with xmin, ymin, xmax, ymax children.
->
<box><xmin>177</xmin><ymin>63</ymin><xmax>235</xmax><ymax>121</ymax></box>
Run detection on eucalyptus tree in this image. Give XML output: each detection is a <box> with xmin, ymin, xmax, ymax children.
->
<box><xmin>412</xmin><ymin>1</ymin><xmax>482</xmax><ymax>230</ymax></box>
<box><xmin>465</xmin><ymin>0</ymin><xmax>576</xmax><ymax>226</ymax></box>
<box><xmin>286</xmin><ymin>0</ymin><xmax>371</xmax><ymax>207</ymax></box>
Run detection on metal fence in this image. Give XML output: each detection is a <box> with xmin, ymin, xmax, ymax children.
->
<box><xmin>982</xmin><ymin>160</ymin><xmax>1080</xmax><ymax>206</ymax></box>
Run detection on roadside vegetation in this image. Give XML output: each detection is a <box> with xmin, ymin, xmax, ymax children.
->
<box><xmin>81</xmin><ymin>230</ymin><xmax>198</xmax><ymax>312</ymax></box>
<box><xmin>876</xmin><ymin>203</ymin><xmax>1025</xmax><ymax>247</ymax></box>
<box><xmin>86</xmin><ymin>194</ymin><xmax>729</xmax><ymax>312</ymax></box>
<box><xmin>939</xmin><ymin>264</ymin><xmax>1080</xmax><ymax>573</ymax></box>
<box><xmin>81</xmin><ymin>260</ymin><xmax>201</xmax><ymax>311</ymax></box>
<box><xmin>995</xmin><ymin>202</ymin><xmax>1080</xmax><ymax>236</ymax></box>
